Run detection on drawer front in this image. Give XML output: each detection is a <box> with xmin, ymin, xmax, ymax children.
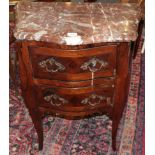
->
<box><xmin>35</xmin><ymin>85</ymin><xmax>114</xmax><ymax>112</ymax></box>
<box><xmin>29</xmin><ymin>45</ymin><xmax>117</xmax><ymax>81</ymax></box>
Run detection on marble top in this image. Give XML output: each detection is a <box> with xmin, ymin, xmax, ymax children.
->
<box><xmin>14</xmin><ymin>1</ymin><xmax>142</xmax><ymax>45</ymax></box>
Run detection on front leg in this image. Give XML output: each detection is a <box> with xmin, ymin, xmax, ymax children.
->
<box><xmin>112</xmin><ymin>76</ymin><xmax>129</xmax><ymax>151</ymax></box>
<box><xmin>23</xmin><ymin>89</ymin><xmax>44</xmax><ymax>150</ymax></box>
<box><xmin>29</xmin><ymin>108</ymin><xmax>43</xmax><ymax>150</ymax></box>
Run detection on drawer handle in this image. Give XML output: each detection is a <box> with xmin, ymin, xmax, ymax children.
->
<box><xmin>80</xmin><ymin>58</ymin><xmax>108</xmax><ymax>72</ymax></box>
<box><xmin>44</xmin><ymin>94</ymin><xmax>68</xmax><ymax>106</ymax></box>
<box><xmin>81</xmin><ymin>94</ymin><xmax>112</xmax><ymax>107</ymax></box>
<box><xmin>39</xmin><ymin>58</ymin><xmax>65</xmax><ymax>73</ymax></box>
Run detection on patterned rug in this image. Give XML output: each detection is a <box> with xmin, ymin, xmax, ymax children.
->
<box><xmin>133</xmin><ymin>52</ymin><xmax>145</xmax><ymax>155</ymax></box>
<box><xmin>9</xmin><ymin>49</ymin><xmax>143</xmax><ymax>155</ymax></box>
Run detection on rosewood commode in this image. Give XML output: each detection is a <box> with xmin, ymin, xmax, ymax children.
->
<box><xmin>14</xmin><ymin>1</ymin><xmax>142</xmax><ymax>151</ymax></box>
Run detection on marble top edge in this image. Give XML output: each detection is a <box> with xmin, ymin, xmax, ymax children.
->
<box><xmin>14</xmin><ymin>1</ymin><xmax>142</xmax><ymax>45</ymax></box>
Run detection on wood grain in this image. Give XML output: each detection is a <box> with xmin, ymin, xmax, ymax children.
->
<box><xmin>17</xmin><ymin>41</ymin><xmax>132</xmax><ymax>151</ymax></box>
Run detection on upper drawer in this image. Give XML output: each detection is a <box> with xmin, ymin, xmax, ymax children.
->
<box><xmin>29</xmin><ymin>45</ymin><xmax>117</xmax><ymax>81</ymax></box>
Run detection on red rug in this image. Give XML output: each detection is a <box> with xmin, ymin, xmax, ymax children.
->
<box><xmin>133</xmin><ymin>52</ymin><xmax>145</xmax><ymax>155</ymax></box>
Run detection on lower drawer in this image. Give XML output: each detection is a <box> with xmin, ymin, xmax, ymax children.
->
<box><xmin>34</xmin><ymin>85</ymin><xmax>114</xmax><ymax>112</ymax></box>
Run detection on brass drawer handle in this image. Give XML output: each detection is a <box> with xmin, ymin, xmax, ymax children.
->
<box><xmin>80</xmin><ymin>58</ymin><xmax>108</xmax><ymax>73</ymax></box>
<box><xmin>44</xmin><ymin>94</ymin><xmax>68</xmax><ymax>106</ymax></box>
<box><xmin>81</xmin><ymin>94</ymin><xmax>112</xmax><ymax>107</ymax></box>
<box><xmin>39</xmin><ymin>58</ymin><xmax>65</xmax><ymax>73</ymax></box>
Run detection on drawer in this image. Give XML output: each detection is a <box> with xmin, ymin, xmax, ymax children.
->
<box><xmin>29</xmin><ymin>45</ymin><xmax>117</xmax><ymax>81</ymax></box>
<box><xmin>35</xmin><ymin>85</ymin><xmax>114</xmax><ymax>112</ymax></box>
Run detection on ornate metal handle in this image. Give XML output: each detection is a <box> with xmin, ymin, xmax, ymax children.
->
<box><xmin>39</xmin><ymin>58</ymin><xmax>65</xmax><ymax>73</ymax></box>
<box><xmin>80</xmin><ymin>58</ymin><xmax>108</xmax><ymax>72</ymax></box>
<box><xmin>81</xmin><ymin>94</ymin><xmax>112</xmax><ymax>107</ymax></box>
<box><xmin>44</xmin><ymin>94</ymin><xmax>68</xmax><ymax>106</ymax></box>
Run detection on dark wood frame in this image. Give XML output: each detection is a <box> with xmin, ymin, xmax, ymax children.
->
<box><xmin>133</xmin><ymin>19</ymin><xmax>144</xmax><ymax>58</ymax></box>
<box><xmin>17</xmin><ymin>41</ymin><xmax>133</xmax><ymax>151</ymax></box>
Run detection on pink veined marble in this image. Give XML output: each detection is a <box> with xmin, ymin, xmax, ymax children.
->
<box><xmin>14</xmin><ymin>1</ymin><xmax>142</xmax><ymax>45</ymax></box>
